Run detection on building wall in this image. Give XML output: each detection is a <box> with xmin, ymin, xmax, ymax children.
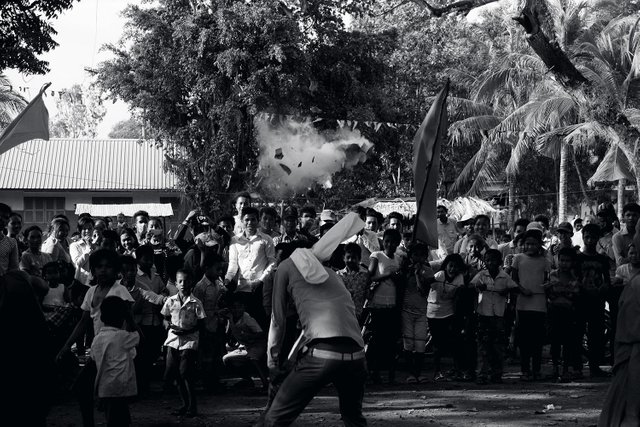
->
<box><xmin>0</xmin><ymin>190</ymin><xmax>191</xmax><ymax>233</ymax></box>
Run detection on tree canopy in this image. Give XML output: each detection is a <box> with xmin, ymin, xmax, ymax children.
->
<box><xmin>0</xmin><ymin>0</ymin><xmax>78</xmax><ymax>74</ymax></box>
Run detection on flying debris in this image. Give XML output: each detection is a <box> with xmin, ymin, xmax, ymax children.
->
<box><xmin>274</xmin><ymin>148</ymin><xmax>284</xmax><ymax>159</ymax></box>
<box><xmin>298</xmin><ymin>162</ymin><xmax>302</xmax><ymax>167</ymax></box>
<box><xmin>312</xmin><ymin>156</ymin><xmax>315</xmax><ymax>163</ymax></box>
<box><xmin>279</xmin><ymin>163</ymin><xmax>292</xmax><ymax>175</ymax></box>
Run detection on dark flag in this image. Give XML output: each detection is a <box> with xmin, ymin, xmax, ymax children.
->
<box><xmin>412</xmin><ymin>80</ymin><xmax>449</xmax><ymax>247</ymax></box>
<box><xmin>0</xmin><ymin>83</ymin><xmax>50</xmax><ymax>155</ymax></box>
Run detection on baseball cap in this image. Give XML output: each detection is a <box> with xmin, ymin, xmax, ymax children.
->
<box><xmin>320</xmin><ymin>209</ymin><xmax>336</xmax><ymax>225</ymax></box>
<box><xmin>283</xmin><ymin>206</ymin><xmax>298</xmax><ymax>220</ymax></box>
<box><xmin>556</xmin><ymin>222</ymin><xmax>574</xmax><ymax>236</ymax></box>
<box><xmin>526</xmin><ymin>221</ymin><xmax>545</xmax><ymax>233</ymax></box>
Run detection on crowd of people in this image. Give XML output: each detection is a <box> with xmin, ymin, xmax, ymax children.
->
<box><xmin>2</xmin><ymin>194</ymin><xmax>640</xmax><ymax>426</ymax></box>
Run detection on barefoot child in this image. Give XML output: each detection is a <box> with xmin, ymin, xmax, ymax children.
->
<box><xmin>161</xmin><ymin>269</ymin><xmax>205</xmax><ymax>417</ymax></box>
<box><xmin>428</xmin><ymin>254</ymin><xmax>465</xmax><ymax>381</ymax></box>
<box><xmin>90</xmin><ymin>296</ymin><xmax>140</xmax><ymax>427</ymax></box>
<box><xmin>401</xmin><ymin>242</ymin><xmax>434</xmax><ymax>383</ymax></box>
<box><xmin>471</xmin><ymin>249</ymin><xmax>518</xmax><ymax>384</ymax></box>
<box><xmin>511</xmin><ymin>230</ymin><xmax>551</xmax><ymax>381</ymax></box>
<box><xmin>545</xmin><ymin>247</ymin><xmax>580</xmax><ymax>382</ymax></box>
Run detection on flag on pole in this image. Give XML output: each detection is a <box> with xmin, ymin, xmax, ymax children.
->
<box><xmin>412</xmin><ymin>80</ymin><xmax>449</xmax><ymax>247</ymax></box>
<box><xmin>0</xmin><ymin>83</ymin><xmax>51</xmax><ymax>156</ymax></box>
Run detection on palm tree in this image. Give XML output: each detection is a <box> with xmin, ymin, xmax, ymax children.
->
<box><xmin>0</xmin><ymin>74</ymin><xmax>26</xmax><ymax>130</ymax></box>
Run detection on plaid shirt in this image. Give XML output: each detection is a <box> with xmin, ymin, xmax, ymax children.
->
<box><xmin>0</xmin><ymin>235</ymin><xmax>19</xmax><ymax>276</ymax></box>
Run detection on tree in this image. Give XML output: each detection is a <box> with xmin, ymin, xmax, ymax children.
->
<box><xmin>108</xmin><ymin>118</ymin><xmax>143</xmax><ymax>139</ymax></box>
<box><xmin>0</xmin><ymin>0</ymin><xmax>78</xmax><ymax>74</ymax></box>
<box><xmin>0</xmin><ymin>73</ymin><xmax>25</xmax><ymax>129</ymax></box>
<box><xmin>50</xmin><ymin>83</ymin><xmax>106</xmax><ymax>139</ymax></box>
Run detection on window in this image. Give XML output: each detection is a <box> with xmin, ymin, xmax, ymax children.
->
<box><xmin>92</xmin><ymin>197</ymin><xmax>133</xmax><ymax>205</ymax></box>
<box><xmin>23</xmin><ymin>197</ymin><xmax>66</xmax><ymax>225</ymax></box>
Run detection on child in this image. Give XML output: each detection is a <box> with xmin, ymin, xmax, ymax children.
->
<box><xmin>193</xmin><ymin>251</ymin><xmax>228</xmax><ymax>392</ymax></box>
<box><xmin>337</xmin><ymin>242</ymin><xmax>370</xmax><ymax>324</ymax></box>
<box><xmin>576</xmin><ymin>223</ymin><xmax>611</xmax><ymax>378</ymax></box>
<box><xmin>401</xmin><ymin>242</ymin><xmax>434</xmax><ymax>383</ymax></box>
<box><xmin>511</xmin><ymin>229</ymin><xmax>551</xmax><ymax>381</ymax></box>
<box><xmin>90</xmin><ymin>296</ymin><xmax>140</xmax><ymax>427</ymax></box>
<box><xmin>20</xmin><ymin>225</ymin><xmax>53</xmax><ymax>278</ymax></box>
<box><xmin>57</xmin><ymin>249</ymin><xmax>135</xmax><ymax>427</ymax></box>
<box><xmin>545</xmin><ymin>247</ymin><xmax>580</xmax><ymax>382</ymax></box>
<box><xmin>161</xmin><ymin>269</ymin><xmax>205</xmax><ymax>417</ymax></box>
<box><xmin>428</xmin><ymin>254</ymin><xmax>466</xmax><ymax>381</ymax></box>
<box><xmin>135</xmin><ymin>244</ymin><xmax>167</xmax><ymax>390</ymax></box>
<box><xmin>221</xmin><ymin>296</ymin><xmax>269</xmax><ymax>389</ymax></box>
<box><xmin>471</xmin><ymin>249</ymin><xmax>518</xmax><ymax>384</ymax></box>
<box><xmin>120</xmin><ymin>256</ymin><xmax>144</xmax><ymax>325</ymax></box>
<box><xmin>367</xmin><ymin>228</ymin><xmax>403</xmax><ymax>384</ymax></box>
<box><xmin>464</xmin><ymin>234</ymin><xmax>486</xmax><ymax>278</ymax></box>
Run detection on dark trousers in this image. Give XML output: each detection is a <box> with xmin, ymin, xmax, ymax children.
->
<box><xmin>237</xmin><ymin>291</ymin><xmax>268</xmax><ymax>331</ymax></box>
<box><xmin>263</xmin><ymin>351</ymin><xmax>367</xmax><ymax>427</ymax></box>
<box><xmin>138</xmin><ymin>325</ymin><xmax>165</xmax><ymax>390</ymax></box>
<box><xmin>517</xmin><ymin>310</ymin><xmax>546</xmax><ymax>374</ymax></box>
<box><xmin>103</xmin><ymin>397</ymin><xmax>131</xmax><ymax>427</ymax></box>
<box><xmin>366</xmin><ymin>307</ymin><xmax>399</xmax><ymax>373</ymax></box>
<box><xmin>428</xmin><ymin>316</ymin><xmax>458</xmax><ymax>372</ymax></box>
<box><xmin>548</xmin><ymin>306</ymin><xmax>580</xmax><ymax>370</ymax></box>
<box><xmin>476</xmin><ymin>315</ymin><xmax>505</xmax><ymax>379</ymax></box>
<box><xmin>165</xmin><ymin>348</ymin><xmax>197</xmax><ymax>413</ymax></box>
<box><xmin>199</xmin><ymin>329</ymin><xmax>224</xmax><ymax>388</ymax></box>
<box><xmin>577</xmin><ymin>297</ymin><xmax>606</xmax><ymax>371</ymax></box>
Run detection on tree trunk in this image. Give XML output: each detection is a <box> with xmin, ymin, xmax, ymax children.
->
<box><xmin>618</xmin><ymin>178</ymin><xmax>625</xmax><ymax>215</ymax></box>
<box><xmin>558</xmin><ymin>143</ymin><xmax>569</xmax><ymax>223</ymax></box>
<box><xmin>508</xmin><ymin>176</ymin><xmax>516</xmax><ymax>229</ymax></box>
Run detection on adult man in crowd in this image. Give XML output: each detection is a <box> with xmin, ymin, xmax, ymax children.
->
<box><xmin>436</xmin><ymin>205</ymin><xmax>457</xmax><ymax>258</ymax></box>
<box><xmin>133</xmin><ymin>210</ymin><xmax>149</xmax><ymax>244</ymax></box>
<box><xmin>265</xmin><ymin>215</ymin><xmax>367</xmax><ymax>427</ymax></box>
<box><xmin>259</xmin><ymin>207</ymin><xmax>281</xmax><ymax>239</ymax></box>
<box><xmin>299</xmin><ymin>206</ymin><xmax>319</xmax><ymax>244</ymax></box>
<box><xmin>274</xmin><ymin>207</ymin><xmax>307</xmax><ymax>245</ymax></box>
<box><xmin>612</xmin><ymin>203</ymin><xmax>640</xmax><ymax>266</ymax></box>
<box><xmin>225</xmin><ymin>207</ymin><xmax>275</xmax><ymax>329</ymax></box>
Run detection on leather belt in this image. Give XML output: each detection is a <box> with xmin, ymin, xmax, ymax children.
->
<box><xmin>307</xmin><ymin>348</ymin><xmax>366</xmax><ymax>361</ymax></box>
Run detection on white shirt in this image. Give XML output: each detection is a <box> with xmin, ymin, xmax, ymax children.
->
<box><xmin>81</xmin><ymin>283</ymin><xmax>135</xmax><ymax>334</ymax></box>
<box><xmin>437</xmin><ymin>218</ymin><xmax>458</xmax><ymax>257</ymax></box>
<box><xmin>90</xmin><ymin>327</ymin><xmax>139</xmax><ymax>398</ymax></box>
<box><xmin>70</xmin><ymin>240</ymin><xmax>92</xmax><ymax>285</ymax></box>
<box><xmin>225</xmin><ymin>231</ymin><xmax>276</xmax><ymax>292</ymax></box>
<box><xmin>161</xmin><ymin>293</ymin><xmax>206</xmax><ymax>350</ymax></box>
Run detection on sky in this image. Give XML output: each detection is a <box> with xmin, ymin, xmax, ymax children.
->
<box><xmin>5</xmin><ymin>0</ymin><xmax>132</xmax><ymax>138</ymax></box>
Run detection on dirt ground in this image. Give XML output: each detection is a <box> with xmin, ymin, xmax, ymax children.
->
<box><xmin>47</xmin><ymin>363</ymin><xmax>610</xmax><ymax>427</ymax></box>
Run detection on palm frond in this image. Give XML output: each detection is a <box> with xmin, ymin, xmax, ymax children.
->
<box><xmin>424</xmin><ymin>95</ymin><xmax>493</xmax><ymax>119</ymax></box>
<box><xmin>449</xmin><ymin>115</ymin><xmax>502</xmax><ymax>146</ymax></box>
<box><xmin>505</xmin><ymin>133</ymin><xmax>531</xmax><ymax>175</ymax></box>
<box><xmin>524</xmin><ymin>95</ymin><xmax>577</xmax><ymax>137</ymax></box>
<box><xmin>466</xmin><ymin>149</ymin><xmax>506</xmax><ymax>197</ymax></box>
<box><xmin>624</xmin><ymin>108</ymin><xmax>640</xmax><ymax>132</ymax></box>
<box><xmin>0</xmin><ymin>74</ymin><xmax>26</xmax><ymax>129</ymax></box>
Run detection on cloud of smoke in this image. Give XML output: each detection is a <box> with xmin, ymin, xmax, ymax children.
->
<box><xmin>255</xmin><ymin>118</ymin><xmax>373</xmax><ymax>194</ymax></box>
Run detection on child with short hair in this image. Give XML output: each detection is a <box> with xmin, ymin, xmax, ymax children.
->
<box><xmin>161</xmin><ymin>269</ymin><xmax>205</xmax><ymax>417</ymax></box>
<box><xmin>337</xmin><ymin>242</ymin><xmax>370</xmax><ymax>324</ymax></box>
<box><xmin>221</xmin><ymin>295</ymin><xmax>269</xmax><ymax>389</ymax></box>
<box><xmin>428</xmin><ymin>254</ymin><xmax>466</xmax><ymax>381</ymax></box>
<box><xmin>90</xmin><ymin>296</ymin><xmax>140</xmax><ymax>427</ymax></box>
<box><xmin>471</xmin><ymin>249</ymin><xmax>518</xmax><ymax>384</ymax></box>
<box><xmin>511</xmin><ymin>230</ymin><xmax>551</xmax><ymax>381</ymax></box>
<box><xmin>545</xmin><ymin>247</ymin><xmax>580</xmax><ymax>382</ymax></box>
<box><xmin>193</xmin><ymin>251</ymin><xmax>228</xmax><ymax>392</ymax></box>
<box><xmin>135</xmin><ymin>244</ymin><xmax>167</xmax><ymax>390</ymax></box>
<box><xmin>57</xmin><ymin>249</ymin><xmax>135</xmax><ymax>427</ymax></box>
<box><xmin>401</xmin><ymin>242</ymin><xmax>434</xmax><ymax>383</ymax></box>
<box><xmin>576</xmin><ymin>223</ymin><xmax>611</xmax><ymax>378</ymax></box>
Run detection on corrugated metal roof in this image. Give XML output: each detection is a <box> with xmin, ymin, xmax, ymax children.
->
<box><xmin>0</xmin><ymin>138</ymin><xmax>178</xmax><ymax>190</ymax></box>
